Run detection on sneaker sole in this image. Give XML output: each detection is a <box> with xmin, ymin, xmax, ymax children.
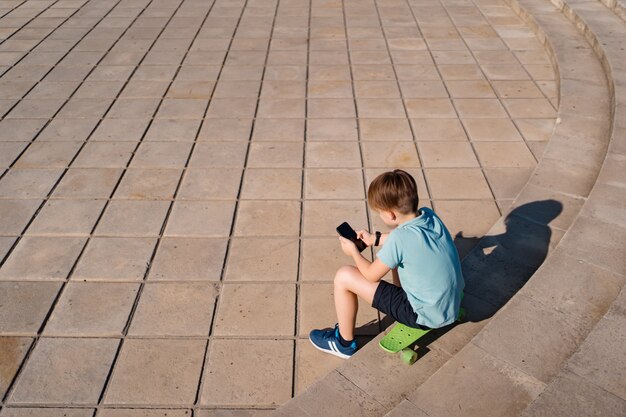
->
<box><xmin>308</xmin><ymin>336</ymin><xmax>352</xmax><ymax>359</ymax></box>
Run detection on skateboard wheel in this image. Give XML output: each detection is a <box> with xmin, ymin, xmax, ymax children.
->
<box><xmin>401</xmin><ymin>348</ymin><xmax>417</xmax><ymax>365</ymax></box>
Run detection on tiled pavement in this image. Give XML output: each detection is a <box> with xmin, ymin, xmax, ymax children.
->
<box><xmin>0</xmin><ymin>0</ymin><xmax>555</xmax><ymax>414</ymax></box>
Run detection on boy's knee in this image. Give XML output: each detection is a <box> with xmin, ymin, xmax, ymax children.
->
<box><xmin>334</xmin><ymin>265</ymin><xmax>357</xmax><ymax>287</ymax></box>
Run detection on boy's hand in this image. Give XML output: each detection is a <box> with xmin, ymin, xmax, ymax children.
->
<box><xmin>338</xmin><ymin>236</ymin><xmax>359</xmax><ymax>257</ymax></box>
<box><xmin>356</xmin><ymin>230</ymin><xmax>374</xmax><ymax>247</ymax></box>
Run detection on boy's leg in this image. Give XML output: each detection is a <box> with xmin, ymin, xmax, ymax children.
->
<box><xmin>334</xmin><ymin>265</ymin><xmax>379</xmax><ymax>341</ymax></box>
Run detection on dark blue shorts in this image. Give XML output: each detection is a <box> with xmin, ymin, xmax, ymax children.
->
<box><xmin>372</xmin><ymin>280</ymin><xmax>430</xmax><ymax>330</ymax></box>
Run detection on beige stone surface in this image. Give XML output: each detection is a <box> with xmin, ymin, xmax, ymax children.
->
<box><xmin>105</xmin><ymin>339</ymin><xmax>205</xmax><ymax>405</ymax></box>
<box><xmin>214</xmin><ymin>283</ymin><xmax>295</xmax><ymax>337</ymax></box>
<box><xmin>44</xmin><ymin>282</ymin><xmax>139</xmax><ymax>336</ymax></box>
<box><xmin>129</xmin><ymin>283</ymin><xmax>218</xmax><ymax>336</ymax></box>
<box><xmin>200</xmin><ymin>339</ymin><xmax>293</xmax><ymax>407</ymax></box>
<box><xmin>9</xmin><ymin>338</ymin><xmax>119</xmax><ymax>404</ymax></box>
<box><xmin>0</xmin><ymin>237</ymin><xmax>86</xmax><ymax>281</ymax></box>
<box><xmin>150</xmin><ymin>238</ymin><xmax>228</xmax><ymax>281</ymax></box>
<box><xmin>0</xmin><ymin>0</ymin><xmax>564</xmax><ymax>411</ymax></box>
<box><xmin>225</xmin><ymin>238</ymin><xmax>299</xmax><ymax>282</ymax></box>
<box><xmin>0</xmin><ymin>282</ymin><xmax>61</xmax><ymax>334</ymax></box>
<box><xmin>0</xmin><ymin>337</ymin><xmax>32</xmax><ymax>398</ymax></box>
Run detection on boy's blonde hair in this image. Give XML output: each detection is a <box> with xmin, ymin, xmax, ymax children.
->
<box><xmin>367</xmin><ymin>169</ymin><xmax>419</xmax><ymax>215</ymax></box>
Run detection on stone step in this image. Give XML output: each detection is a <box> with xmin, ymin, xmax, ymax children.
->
<box><xmin>273</xmin><ymin>0</ymin><xmax>623</xmax><ymax>411</ymax></box>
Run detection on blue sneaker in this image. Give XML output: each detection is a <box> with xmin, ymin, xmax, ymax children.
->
<box><xmin>309</xmin><ymin>324</ymin><xmax>357</xmax><ymax>359</ymax></box>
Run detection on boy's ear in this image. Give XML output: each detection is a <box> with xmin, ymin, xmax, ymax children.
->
<box><xmin>387</xmin><ymin>210</ymin><xmax>397</xmax><ymax>221</ymax></box>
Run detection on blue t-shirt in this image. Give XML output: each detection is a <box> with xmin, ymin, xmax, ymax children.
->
<box><xmin>376</xmin><ymin>207</ymin><xmax>464</xmax><ymax>328</ymax></box>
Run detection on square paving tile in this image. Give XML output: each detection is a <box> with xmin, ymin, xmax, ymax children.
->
<box><xmin>261</xmin><ymin>80</ymin><xmax>306</xmax><ymax>98</ymax></box>
<box><xmin>98</xmin><ymin>410</ymin><xmax>191</xmax><ymax>417</ymax></box>
<box><xmin>114</xmin><ymin>168</ymin><xmax>182</xmax><ymax>200</ymax></box>
<box><xmin>234</xmin><ymin>200</ymin><xmax>300</xmax><ymax>237</ymax></box>
<box><xmin>188</xmin><ymin>142</ymin><xmax>248</xmax><ymax>167</ymax></box>
<box><xmin>206</xmin><ymin>98</ymin><xmax>257</xmax><ymax>119</ymax></box>
<box><xmin>107</xmin><ymin>98</ymin><xmax>160</xmax><ymax>119</ymax></box>
<box><xmin>305</xmin><ymin>142</ymin><xmax>361</xmax><ymax>168</ymax></box>
<box><xmin>361</xmin><ymin>142</ymin><xmax>420</xmax><ymax>169</ymax></box>
<box><xmin>295</xmin><ymin>338</ymin><xmax>344</xmax><ymax>394</ymax></box>
<box><xmin>149</xmin><ymin>238</ymin><xmax>228</xmax><ymax>281</ymax></box>
<box><xmin>0</xmin><ymin>282</ymin><xmax>61</xmax><ymax>334</ymax></box>
<box><xmin>225</xmin><ymin>238</ymin><xmax>299</xmax><ymax>282</ymax></box>
<box><xmin>454</xmin><ymin>98</ymin><xmax>508</xmax><ymax>118</ymax></box>
<box><xmin>473</xmin><ymin>142</ymin><xmax>536</xmax><ymax>167</ymax></box>
<box><xmin>95</xmin><ymin>200</ymin><xmax>170</xmax><ymax>237</ymax></box>
<box><xmin>433</xmin><ymin>200</ymin><xmax>501</xmax><ymax>237</ymax></box>
<box><xmin>354</xmin><ymin>81</ymin><xmax>400</xmax><ymax>98</ymax></box>
<box><xmin>165</xmin><ymin>201</ymin><xmax>235</xmax><ymax>237</ymax></box>
<box><xmin>359</xmin><ymin>118</ymin><xmax>414</xmax><ymax>141</ymax></box>
<box><xmin>491</xmin><ymin>80</ymin><xmax>543</xmax><ymax>98</ymax></box>
<box><xmin>425</xmin><ymin>168</ymin><xmax>493</xmax><ymax>199</ymax></box>
<box><xmin>73</xmin><ymin>237</ymin><xmax>157</xmax><ymax>281</ymax></box>
<box><xmin>502</xmin><ymin>98</ymin><xmax>556</xmax><ymax>118</ymax></box>
<box><xmin>462</xmin><ymin>118</ymin><xmax>523</xmax><ymax>141</ymax></box>
<box><xmin>0</xmin><ymin>337</ymin><xmax>32</xmax><ymax>399</ymax></box>
<box><xmin>177</xmin><ymin>168</ymin><xmax>242</xmax><ymax>200</ymax></box>
<box><xmin>73</xmin><ymin>142</ymin><xmax>136</xmax><ymax>168</ymax></box>
<box><xmin>247</xmin><ymin>142</ymin><xmax>304</xmax><ymax>168</ymax></box>
<box><xmin>299</xmin><ymin>283</ymin><xmax>379</xmax><ymax>337</ymax></box>
<box><xmin>35</xmin><ymin>119</ymin><xmax>97</xmax><ymax>142</ymax></box>
<box><xmin>308</xmin><ymin>80</ymin><xmax>353</xmax><ymax>98</ymax></box>
<box><xmin>213</xmin><ymin>80</ymin><xmax>261</xmax><ymax>98</ymax></box>
<box><xmin>213</xmin><ymin>283</ymin><xmax>295</xmax><ymax>336</ymax></box>
<box><xmin>44</xmin><ymin>282</ymin><xmax>139</xmax><ymax>336</ymax></box>
<box><xmin>144</xmin><ymin>119</ymin><xmax>201</xmax><ymax>142</ymax></box>
<box><xmin>303</xmin><ymin>200</ymin><xmax>368</xmax><ymax>237</ymax></box>
<box><xmin>252</xmin><ymin>118</ymin><xmax>305</xmax><ymax>141</ymax></box>
<box><xmin>445</xmin><ymin>80</ymin><xmax>495</xmax><ymax>98</ymax></box>
<box><xmin>26</xmin><ymin>199</ymin><xmax>106</xmax><ymax>236</ymax></box>
<box><xmin>0</xmin><ymin>119</ymin><xmax>47</xmax><ymax>142</ymax></box>
<box><xmin>352</xmin><ymin>64</ymin><xmax>396</xmax><ymax>81</ymax></box>
<box><xmin>483</xmin><ymin>167</ymin><xmax>534</xmax><ymax>200</ymax></box>
<box><xmin>200</xmin><ymin>339</ymin><xmax>292</xmax><ymax>407</ymax></box>
<box><xmin>89</xmin><ymin>119</ymin><xmax>149</xmax><ymax>142</ymax></box>
<box><xmin>128</xmin><ymin>283</ymin><xmax>218</xmax><ymax>336</ymax></box>
<box><xmin>411</xmin><ymin>118</ymin><xmax>467</xmax><ymax>141</ymax></box>
<box><xmin>241</xmin><ymin>168</ymin><xmax>302</xmax><ymax>200</ymax></box>
<box><xmin>0</xmin><ymin>199</ymin><xmax>42</xmax><ymax>235</ymax></box>
<box><xmin>197</xmin><ymin>118</ymin><xmax>253</xmax><ymax>141</ymax></box>
<box><xmin>405</xmin><ymin>98</ymin><xmax>456</xmax><ymax>118</ymax></box>
<box><xmin>0</xmin><ymin>169</ymin><xmax>63</xmax><ymax>198</ymax></box>
<box><xmin>308</xmin><ymin>98</ymin><xmax>356</xmax><ymax>118</ymax></box>
<box><xmin>307</xmin><ymin>118</ymin><xmax>358</xmax><ymax>141</ymax></box>
<box><xmin>356</xmin><ymin>99</ymin><xmax>406</xmax><ymax>118</ymax></box>
<box><xmin>53</xmin><ymin>168</ymin><xmax>122</xmax><ymax>199</ymax></box>
<box><xmin>14</xmin><ymin>141</ymin><xmax>82</xmax><ymax>168</ymax></box>
<box><xmin>305</xmin><ymin>169</ymin><xmax>364</xmax><ymax>200</ymax></box>
<box><xmin>130</xmin><ymin>142</ymin><xmax>192</xmax><ymax>169</ymax></box>
<box><xmin>105</xmin><ymin>339</ymin><xmax>205</xmax><ymax>405</ymax></box>
<box><xmin>9</xmin><ymin>337</ymin><xmax>119</xmax><ymax>404</ymax></box>
<box><xmin>418</xmin><ymin>142</ymin><xmax>479</xmax><ymax>168</ymax></box>
<box><xmin>0</xmin><ymin>237</ymin><xmax>86</xmax><ymax>281</ymax></box>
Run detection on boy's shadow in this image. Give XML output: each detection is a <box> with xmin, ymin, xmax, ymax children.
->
<box><xmin>356</xmin><ymin>199</ymin><xmax>563</xmax><ymax>351</ymax></box>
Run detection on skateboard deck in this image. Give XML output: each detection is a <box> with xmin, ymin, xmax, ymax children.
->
<box><xmin>379</xmin><ymin>304</ymin><xmax>467</xmax><ymax>365</ymax></box>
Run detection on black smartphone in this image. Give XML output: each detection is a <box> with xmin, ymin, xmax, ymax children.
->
<box><xmin>336</xmin><ymin>222</ymin><xmax>367</xmax><ymax>252</ymax></box>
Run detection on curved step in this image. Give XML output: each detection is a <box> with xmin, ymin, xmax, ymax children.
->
<box><xmin>273</xmin><ymin>0</ymin><xmax>623</xmax><ymax>413</ymax></box>
<box><xmin>385</xmin><ymin>0</ymin><xmax>626</xmax><ymax>415</ymax></box>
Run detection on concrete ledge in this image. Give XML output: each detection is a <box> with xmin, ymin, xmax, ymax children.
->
<box><xmin>274</xmin><ymin>0</ymin><xmax>625</xmax><ymax>413</ymax></box>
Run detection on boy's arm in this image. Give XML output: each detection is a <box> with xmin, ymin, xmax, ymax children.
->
<box><xmin>351</xmin><ymin>253</ymin><xmax>390</xmax><ymax>283</ymax></box>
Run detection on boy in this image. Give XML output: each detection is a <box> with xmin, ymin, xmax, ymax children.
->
<box><xmin>309</xmin><ymin>169</ymin><xmax>464</xmax><ymax>358</ymax></box>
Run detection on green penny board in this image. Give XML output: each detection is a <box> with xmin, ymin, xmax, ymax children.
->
<box><xmin>379</xmin><ymin>306</ymin><xmax>466</xmax><ymax>365</ymax></box>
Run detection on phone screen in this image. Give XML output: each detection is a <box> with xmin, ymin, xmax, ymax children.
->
<box><xmin>336</xmin><ymin>222</ymin><xmax>367</xmax><ymax>252</ymax></box>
